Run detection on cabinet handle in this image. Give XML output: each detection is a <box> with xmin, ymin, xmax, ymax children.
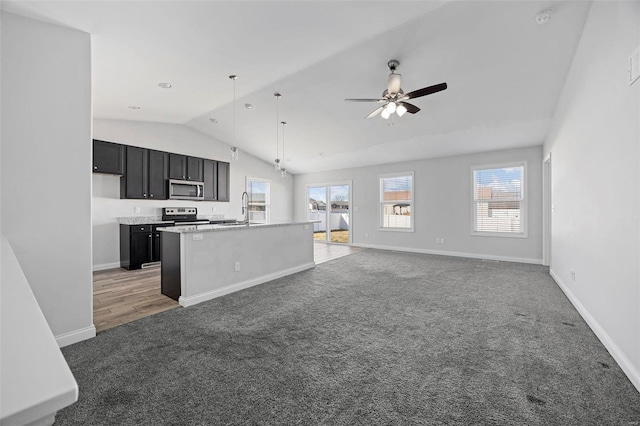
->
<box><xmin>94</xmin><ymin>166</ymin><xmax>98</xmax><ymax>170</ymax></box>
<box><xmin>140</xmin><ymin>227</ymin><xmax>144</xmax><ymax>231</ymax></box>
<box><xmin>150</xmin><ymin>194</ymin><xmax>154</xmax><ymax>197</ymax></box>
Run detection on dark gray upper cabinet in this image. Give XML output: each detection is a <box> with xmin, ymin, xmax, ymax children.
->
<box><xmin>187</xmin><ymin>156</ymin><xmax>204</xmax><ymax>182</ymax></box>
<box><xmin>148</xmin><ymin>150</ymin><xmax>169</xmax><ymax>199</ymax></box>
<box><xmin>109</xmin><ymin>140</ymin><xmax>229</xmax><ymax>202</ymax></box>
<box><xmin>169</xmin><ymin>153</ymin><xmax>187</xmax><ymax>180</ymax></box>
<box><xmin>121</xmin><ymin>147</ymin><xmax>169</xmax><ymax>200</ymax></box>
<box><xmin>217</xmin><ymin>161</ymin><xmax>230</xmax><ymax>202</ymax></box>
<box><xmin>121</xmin><ymin>146</ymin><xmax>149</xmax><ymax>199</ymax></box>
<box><xmin>93</xmin><ymin>139</ymin><xmax>124</xmax><ymax>175</ymax></box>
<box><xmin>203</xmin><ymin>159</ymin><xmax>218</xmax><ymax>201</ymax></box>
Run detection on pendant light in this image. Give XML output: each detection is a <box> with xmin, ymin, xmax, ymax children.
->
<box><xmin>274</xmin><ymin>93</ymin><xmax>282</xmax><ymax>170</ymax></box>
<box><xmin>229</xmin><ymin>75</ymin><xmax>239</xmax><ymax>160</ymax></box>
<box><xmin>280</xmin><ymin>121</ymin><xmax>287</xmax><ymax>177</ymax></box>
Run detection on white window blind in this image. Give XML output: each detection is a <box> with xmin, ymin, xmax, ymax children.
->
<box><xmin>380</xmin><ymin>173</ymin><xmax>413</xmax><ymax>230</ymax></box>
<box><xmin>473</xmin><ymin>164</ymin><xmax>525</xmax><ymax>235</ymax></box>
<box><xmin>246</xmin><ymin>179</ymin><xmax>270</xmax><ymax>224</ymax></box>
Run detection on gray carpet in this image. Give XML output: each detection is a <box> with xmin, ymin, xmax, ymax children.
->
<box><xmin>57</xmin><ymin>249</ymin><xmax>640</xmax><ymax>425</ymax></box>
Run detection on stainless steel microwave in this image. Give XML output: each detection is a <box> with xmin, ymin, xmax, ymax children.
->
<box><xmin>168</xmin><ymin>179</ymin><xmax>204</xmax><ymax>200</ymax></box>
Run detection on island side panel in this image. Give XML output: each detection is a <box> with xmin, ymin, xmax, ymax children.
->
<box><xmin>160</xmin><ymin>231</ymin><xmax>182</xmax><ymax>301</ymax></box>
<box><xmin>181</xmin><ymin>224</ymin><xmax>314</xmax><ymax>304</ymax></box>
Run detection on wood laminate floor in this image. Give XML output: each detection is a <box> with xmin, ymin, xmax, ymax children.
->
<box><xmin>93</xmin><ymin>242</ymin><xmax>362</xmax><ymax>332</ymax></box>
<box><xmin>313</xmin><ymin>241</ymin><xmax>362</xmax><ymax>264</ymax></box>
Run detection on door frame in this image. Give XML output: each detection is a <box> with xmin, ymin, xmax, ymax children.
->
<box><xmin>305</xmin><ymin>180</ymin><xmax>353</xmax><ymax>245</ymax></box>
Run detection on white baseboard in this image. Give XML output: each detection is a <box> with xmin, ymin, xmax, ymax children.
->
<box><xmin>352</xmin><ymin>243</ymin><xmax>542</xmax><ymax>265</ymax></box>
<box><xmin>92</xmin><ymin>262</ymin><xmax>120</xmax><ymax>272</ymax></box>
<box><xmin>55</xmin><ymin>325</ymin><xmax>96</xmax><ymax>348</ymax></box>
<box><xmin>550</xmin><ymin>269</ymin><xmax>640</xmax><ymax>393</ymax></box>
<box><xmin>179</xmin><ymin>262</ymin><xmax>316</xmax><ymax>308</ymax></box>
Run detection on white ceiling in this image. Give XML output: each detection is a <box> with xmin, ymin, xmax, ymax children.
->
<box><xmin>2</xmin><ymin>1</ymin><xmax>591</xmax><ymax>174</ymax></box>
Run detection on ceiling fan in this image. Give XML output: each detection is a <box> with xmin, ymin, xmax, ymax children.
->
<box><xmin>345</xmin><ymin>60</ymin><xmax>447</xmax><ymax>119</ymax></box>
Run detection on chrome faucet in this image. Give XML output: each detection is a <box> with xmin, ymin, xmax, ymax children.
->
<box><xmin>241</xmin><ymin>191</ymin><xmax>250</xmax><ymax>224</ymax></box>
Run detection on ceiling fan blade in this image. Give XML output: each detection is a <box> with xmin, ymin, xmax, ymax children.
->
<box><xmin>387</xmin><ymin>73</ymin><xmax>402</xmax><ymax>94</ymax></box>
<box><xmin>399</xmin><ymin>102</ymin><xmax>420</xmax><ymax>114</ymax></box>
<box><xmin>365</xmin><ymin>105</ymin><xmax>385</xmax><ymax>119</ymax></box>
<box><xmin>345</xmin><ymin>98</ymin><xmax>387</xmax><ymax>103</ymax></box>
<box><xmin>404</xmin><ymin>82</ymin><xmax>447</xmax><ymax>100</ymax></box>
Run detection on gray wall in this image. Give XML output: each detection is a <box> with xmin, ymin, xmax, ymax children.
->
<box><xmin>1</xmin><ymin>13</ymin><xmax>94</xmax><ymax>345</ymax></box>
<box><xmin>92</xmin><ymin>119</ymin><xmax>294</xmax><ymax>270</ymax></box>
<box><xmin>294</xmin><ymin>146</ymin><xmax>543</xmax><ymax>263</ymax></box>
<box><xmin>543</xmin><ymin>1</ymin><xmax>640</xmax><ymax>390</ymax></box>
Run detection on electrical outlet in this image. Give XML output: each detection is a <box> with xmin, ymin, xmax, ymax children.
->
<box><xmin>234</xmin><ymin>261</ymin><xmax>241</xmax><ymax>272</ymax></box>
<box><xmin>570</xmin><ymin>269</ymin><xmax>575</xmax><ymax>281</ymax></box>
<box><xmin>304</xmin><ymin>224</ymin><xmax>309</xmax><ymax>230</ymax></box>
<box><xmin>134</xmin><ymin>206</ymin><xmax>141</xmax><ymax>214</ymax></box>
<box><xmin>192</xmin><ymin>234</ymin><xmax>203</xmax><ymax>241</ymax></box>
<box><xmin>365</xmin><ymin>233</ymin><xmax>369</xmax><ymax>239</ymax></box>
<box><xmin>441</xmin><ymin>238</ymin><xmax>445</xmax><ymax>244</ymax></box>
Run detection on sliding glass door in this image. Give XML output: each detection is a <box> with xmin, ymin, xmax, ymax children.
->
<box><xmin>307</xmin><ymin>182</ymin><xmax>351</xmax><ymax>244</ymax></box>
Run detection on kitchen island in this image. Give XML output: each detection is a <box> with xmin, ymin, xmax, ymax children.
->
<box><xmin>159</xmin><ymin>222</ymin><xmax>316</xmax><ymax>307</ymax></box>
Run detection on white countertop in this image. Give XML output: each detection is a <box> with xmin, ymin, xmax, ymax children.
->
<box><xmin>118</xmin><ymin>215</ymin><xmax>226</xmax><ymax>225</ymax></box>
<box><xmin>159</xmin><ymin>221</ymin><xmax>319</xmax><ymax>234</ymax></box>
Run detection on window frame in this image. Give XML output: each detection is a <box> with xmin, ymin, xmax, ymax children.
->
<box><xmin>245</xmin><ymin>177</ymin><xmax>271</xmax><ymax>224</ymax></box>
<box><xmin>470</xmin><ymin>161</ymin><xmax>528</xmax><ymax>238</ymax></box>
<box><xmin>378</xmin><ymin>171</ymin><xmax>414</xmax><ymax>232</ymax></box>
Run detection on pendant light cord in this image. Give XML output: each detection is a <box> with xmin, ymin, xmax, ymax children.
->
<box><xmin>229</xmin><ymin>75</ymin><xmax>238</xmax><ymax>151</ymax></box>
<box><xmin>276</xmin><ymin>94</ymin><xmax>280</xmax><ymax>161</ymax></box>
<box><xmin>281</xmin><ymin>121</ymin><xmax>286</xmax><ymax>170</ymax></box>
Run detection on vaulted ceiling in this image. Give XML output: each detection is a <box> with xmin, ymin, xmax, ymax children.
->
<box><xmin>2</xmin><ymin>1</ymin><xmax>591</xmax><ymax>173</ymax></box>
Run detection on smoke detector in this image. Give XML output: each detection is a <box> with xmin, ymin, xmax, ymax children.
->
<box><xmin>535</xmin><ymin>8</ymin><xmax>554</xmax><ymax>25</ymax></box>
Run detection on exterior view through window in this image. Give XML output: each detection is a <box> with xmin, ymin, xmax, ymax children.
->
<box><xmin>472</xmin><ymin>163</ymin><xmax>526</xmax><ymax>235</ymax></box>
<box><xmin>379</xmin><ymin>173</ymin><xmax>413</xmax><ymax>230</ymax></box>
<box><xmin>246</xmin><ymin>178</ymin><xmax>270</xmax><ymax>224</ymax></box>
<box><xmin>307</xmin><ymin>184</ymin><xmax>351</xmax><ymax>243</ymax></box>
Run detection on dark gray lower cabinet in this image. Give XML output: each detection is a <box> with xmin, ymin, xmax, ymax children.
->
<box><xmin>161</xmin><ymin>232</ymin><xmax>181</xmax><ymax>301</ymax></box>
<box><xmin>120</xmin><ymin>224</ymin><xmax>162</xmax><ymax>270</ymax></box>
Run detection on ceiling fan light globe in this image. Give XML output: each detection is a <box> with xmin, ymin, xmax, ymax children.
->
<box><xmin>386</xmin><ymin>102</ymin><xmax>397</xmax><ymax>114</ymax></box>
<box><xmin>396</xmin><ymin>104</ymin><xmax>407</xmax><ymax>117</ymax></box>
<box><xmin>381</xmin><ymin>109</ymin><xmax>391</xmax><ymax>119</ymax></box>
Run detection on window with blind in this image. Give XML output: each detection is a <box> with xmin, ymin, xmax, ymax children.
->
<box><xmin>379</xmin><ymin>172</ymin><xmax>413</xmax><ymax>231</ymax></box>
<box><xmin>246</xmin><ymin>178</ymin><xmax>270</xmax><ymax>224</ymax></box>
<box><xmin>472</xmin><ymin>163</ymin><xmax>526</xmax><ymax>236</ymax></box>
